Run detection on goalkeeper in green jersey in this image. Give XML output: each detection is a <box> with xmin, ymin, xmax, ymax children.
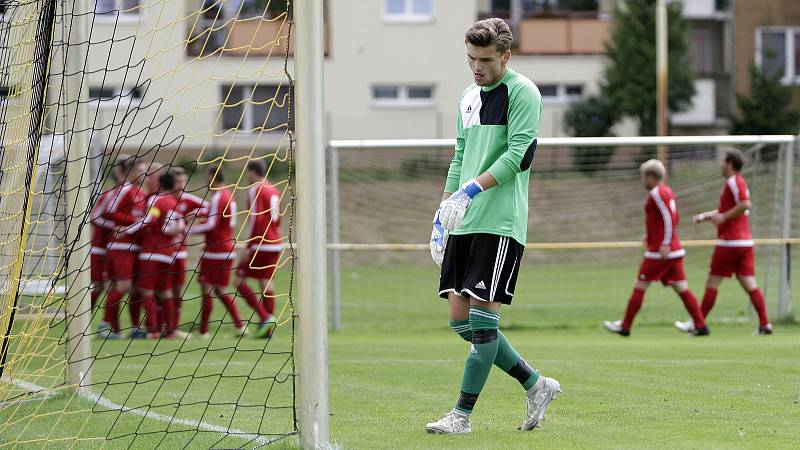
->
<box><xmin>426</xmin><ymin>18</ymin><xmax>561</xmax><ymax>435</ymax></box>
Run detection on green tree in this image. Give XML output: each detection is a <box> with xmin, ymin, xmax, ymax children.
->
<box><xmin>732</xmin><ymin>64</ymin><xmax>800</xmax><ymax>161</ymax></box>
<box><xmin>564</xmin><ymin>96</ymin><xmax>619</xmax><ymax>174</ymax></box>
<box><xmin>601</xmin><ymin>0</ymin><xmax>695</xmax><ymax>136</ymax></box>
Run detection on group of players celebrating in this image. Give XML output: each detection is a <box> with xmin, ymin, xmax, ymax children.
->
<box><xmin>603</xmin><ymin>149</ymin><xmax>773</xmax><ymax>337</ymax></box>
<box><xmin>89</xmin><ymin>156</ymin><xmax>283</xmax><ymax>340</ymax></box>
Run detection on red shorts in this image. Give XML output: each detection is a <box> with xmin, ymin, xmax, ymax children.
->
<box><xmin>638</xmin><ymin>257</ymin><xmax>686</xmax><ymax>285</ymax></box>
<box><xmin>236</xmin><ymin>250</ymin><xmax>280</xmax><ymax>280</ymax></box>
<box><xmin>710</xmin><ymin>246</ymin><xmax>755</xmax><ymax>278</ymax></box>
<box><xmin>91</xmin><ymin>251</ymin><xmax>106</xmax><ymax>284</ymax></box>
<box><xmin>171</xmin><ymin>258</ymin><xmax>187</xmax><ymax>289</ymax></box>
<box><xmin>105</xmin><ymin>250</ymin><xmax>137</xmax><ymax>281</ymax></box>
<box><xmin>199</xmin><ymin>258</ymin><xmax>233</xmax><ymax>287</ymax></box>
<box><xmin>136</xmin><ymin>257</ymin><xmax>173</xmax><ymax>291</ymax></box>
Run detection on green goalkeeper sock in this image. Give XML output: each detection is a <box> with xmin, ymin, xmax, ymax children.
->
<box><xmin>455</xmin><ymin>306</ymin><xmax>500</xmax><ymax>414</ymax></box>
<box><xmin>494</xmin><ymin>331</ymin><xmax>539</xmax><ymax>390</ymax></box>
<box><xmin>450</xmin><ymin>320</ymin><xmax>539</xmax><ymax>391</ymax></box>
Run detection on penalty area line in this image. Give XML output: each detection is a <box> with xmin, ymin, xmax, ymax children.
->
<box><xmin>2</xmin><ymin>376</ymin><xmax>272</xmax><ymax>446</ymax></box>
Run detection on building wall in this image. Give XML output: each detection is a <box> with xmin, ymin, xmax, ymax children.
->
<box><xmin>733</xmin><ymin>0</ymin><xmax>800</xmax><ymax>108</ymax></box>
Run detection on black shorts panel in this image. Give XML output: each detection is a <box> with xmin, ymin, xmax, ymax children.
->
<box><xmin>438</xmin><ymin>233</ymin><xmax>523</xmax><ymax>305</ymax></box>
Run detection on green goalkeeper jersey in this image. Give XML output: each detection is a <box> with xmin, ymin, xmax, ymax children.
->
<box><xmin>444</xmin><ymin>68</ymin><xmax>542</xmax><ymax>245</ymax></box>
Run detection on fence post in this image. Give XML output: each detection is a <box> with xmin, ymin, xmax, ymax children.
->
<box><xmin>777</xmin><ymin>138</ymin><xmax>795</xmax><ymax>320</ymax></box>
<box><xmin>329</xmin><ymin>144</ymin><xmax>341</xmax><ymax>331</ymax></box>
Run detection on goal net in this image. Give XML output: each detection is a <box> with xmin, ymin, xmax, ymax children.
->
<box><xmin>328</xmin><ymin>138</ymin><xmax>799</xmax><ymax>330</ymax></box>
<box><xmin>0</xmin><ymin>0</ymin><xmax>299</xmax><ymax>447</ymax></box>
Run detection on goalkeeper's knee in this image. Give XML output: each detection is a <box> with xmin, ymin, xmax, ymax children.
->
<box><xmin>450</xmin><ymin>319</ymin><xmax>472</xmax><ymax>342</ymax></box>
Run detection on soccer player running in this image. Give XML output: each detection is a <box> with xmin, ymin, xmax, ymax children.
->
<box><xmin>425</xmin><ymin>18</ymin><xmax>559</xmax><ymax>435</ymax></box>
<box><xmin>170</xmin><ymin>167</ymin><xmax>208</xmax><ymax>338</ymax></box>
<box><xmin>122</xmin><ymin>169</ymin><xmax>185</xmax><ymax>339</ymax></box>
<box><xmin>186</xmin><ymin>166</ymin><xmax>247</xmax><ymax>338</ymax></box>
<box><xmin>603</xmin><ymin>160</ymin><xmax>709</xmax><ymax>337</ymax></box>
<box><xmin>675</xmin><ymin>149</ymin><xmax>773</xmax><ymax>335</ymax></box>
<box><xmin>234</xmin><ymin>160</ymin><xmax>282</xmax><ymax>339</ymax></box>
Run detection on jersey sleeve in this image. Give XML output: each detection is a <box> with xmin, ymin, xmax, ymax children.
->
<box><xmin>731</xmin><ymin>176</ymin><xmax>750</xmax><ymax>203</ymax></box>
<box><xmin>487</xmin><ymin>82</ymin><xmax>541</xmax><ymax>186</ymax></box>
<box><xmin>444</xmin><ymin>96</ymin><xmax>466</xmax><ymax>193</ymax></box>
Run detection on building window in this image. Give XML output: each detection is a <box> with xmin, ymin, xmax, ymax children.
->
<box><xmin>371</xmin><ymin>84</ymin><xmax>434</xmax><ymax>107</ymax></box>
<box><xmin>383</xmin><ymin>0</ymin><xmax>434</xmax><ymax>23</ymax></box>
<box><xmin>538</xmin><ymin>83</ymin><xmax>584</xmax><ymax>102</ymax></box>
<box><xmin>89</xmin><ymin>85</ymin><xmax>144</xmax><ymax>107</ymax></box>
<box><xmin>756</xmin><ymin>27</ymin><xmax>800</xmax><ymax>85</ymax></box>
<box><xmin>221</xmin><ymin>84</ymin><xmax>294</xmax><ymax>132</ymax></box>
<box><xmin>95</xmin><ymin>0</ymin><xmax>142</xmax><ymax>16</ymax></box>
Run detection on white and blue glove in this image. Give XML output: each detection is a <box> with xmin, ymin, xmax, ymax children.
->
<box><xmin>439</xmin><ymin>179</ymin><xmax>483</xmax><ymax>231</ymax></box>
<box><xmin>430</xmin><ymin>209</ymin><xmax>447</xmax><ymax>266</ymax></box>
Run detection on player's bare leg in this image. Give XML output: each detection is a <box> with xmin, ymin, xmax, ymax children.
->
<box><xmin>669</xmin><ymin>281</ymin><xmax>709</xmax><ymax>336</ymax></box>
<box><xmin>738</xmin><ymin>275</ymin><xmax>772</xmax><ymax>334</ymax></box>
<box><xmin>605</xmin><ymin>280</ymin><xmax>649</xmax><ymax>336</ymax></box>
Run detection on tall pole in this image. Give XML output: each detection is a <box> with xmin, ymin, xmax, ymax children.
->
<box><xmin>294</xmin><ymin>1</ymin><xmax>329</xmax><ymax>448</ymax></box>
<box><xmin>656</xmin><ymin>0</ymin><xmax>669</xmax><ymax>163</ymax></box>
<box><xmin>778</xmin><ymin>139</ymin><xmax>795</xmax><ymax>320</ymax></box>
<box><xmin>64</xmin><ymin>0</ymin><xmax>93</xmax><ymax>392</ymax></box>
<box><xmin>328</xmin><ymin>145</ymin><xmax>341</xmax><ymax>331</ymax></box>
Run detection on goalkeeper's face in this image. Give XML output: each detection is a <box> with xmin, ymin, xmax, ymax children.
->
<box><xmin>466</xmin><ymin>43</ymin><xmax>510</xmax><ymax>86</ymax></box>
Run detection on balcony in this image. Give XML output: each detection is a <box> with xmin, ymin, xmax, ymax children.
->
<box><xmin>671</xmin><ymin>77</ymin><xmax>732</xmax><ymax>126</ymax></box>
<box><xmin>517</xmin><ymin>15</ymin><xmax>609</xmax><ymax>55</ymax></box>
<box><xmin>681</xmin><ymin>0</ymin><xmax>731</xmax><ymax>20</ymax></box>
<box><xmin>186</xmin><ymin>1</ymin><xmax>328</xmax><ymax>58</ymax></box>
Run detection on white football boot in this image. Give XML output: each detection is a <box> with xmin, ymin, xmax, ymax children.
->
<box><xmin>674</xmin><ymin>319</ymin><xmax>695</xmax><ymax>333</ymax></box>
<box><xmin>425</xmin><ymin>410</ymin><xmax>472</xmax><ymax>434</ymax></box>
<box><xmin>521</xmin><ymin>376</ymin><xmax>561</xmax><ymax>431</ymax></box>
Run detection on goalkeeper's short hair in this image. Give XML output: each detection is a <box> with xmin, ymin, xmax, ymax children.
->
<box><xmin>640</xmin><ymin>159</ymin><xmax>666</xmax><ymax>180</ymax></box>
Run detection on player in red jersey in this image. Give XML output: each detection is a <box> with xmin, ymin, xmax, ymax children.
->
<box><xmin>604</xmin><ymin>160</ymin><xmax>708</xmax><ymax>337</ymax></box>
<box><xmin>99</xmin><ymin>157</ymin><xmax>146</xmax><ymax>338</ymax></box>
<box><xmin>234</xmin><ymin>160</ymin><xmax>283</xmax><ymax>339</ymax></box>
<box><xmin>170</xmin><ymin>167</ymin><xmax>208</xmax><ymax>338</ymax></box>
<box><xmin>676</xmin><ymin>149</ymin><xmax>773</xmax><ymax>335</ymax></box>
<box><xmin>186</xmin><ymin>166</ymin><xmax>248</xmax><ymax>338</ymax></box>
<box><xmin>89</xmin><ymin>155</ymin><xmax>132</xmax><ymax>310</ymax></box>
<box><xmin>122</xmin><ymin>169</ymin><xmax>185</xmax><ymax>338</ymax></box>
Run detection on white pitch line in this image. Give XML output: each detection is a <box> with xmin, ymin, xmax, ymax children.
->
<box><xmin>2</xmin><ymin>376</ymin><xmax>272</xmax><ymax>446</ymax></box>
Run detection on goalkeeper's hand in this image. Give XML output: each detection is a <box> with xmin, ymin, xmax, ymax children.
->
<box><xmin>430</xmin><ymin>209</ymin><xmax>447</xmax><ymax>267</ymax></box>
<box><xmin>439</xmin><ymin>179</ymin><xmax>483</xmax><ymax>231</ymax></box>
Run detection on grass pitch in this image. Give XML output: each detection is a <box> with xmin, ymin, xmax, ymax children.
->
<box><xmin>2</xmin><ymin>254</ymin><xmax>799</xmax><ymax>448</ymax></box>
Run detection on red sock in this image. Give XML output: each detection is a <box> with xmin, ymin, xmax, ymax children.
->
<box><xmin>104</xmin><ymin>289</ymin><xmax>122</xmax><ymax>332</ymax></box>
<box><xmin>160</xmin><ymin>298</ymin><xmax>175</xmax><ymax>334</ymax></box>
<box><xmin>747</xmin><ymin>288</ymin><xmax>769</xmax><ymax>327</ymax></box>
<box><xmin>262</xmin><ymin>288</ymin><xmax>275</xmax><ymax>316</ymax></box>
<box><xmin>679</xmin><ymin>290</ymin><xmax>706</xmax><ymax>329</ymax></box>
<box><xmin>701</xmin><ymin>287</ymin><xmax>718</xmax><ymax>318</ymax></box>
<box><xmin>200</xmin><ymin>294</ymin><xmax>213</xmax><ymax>335</ymax></box>
<box><xmin>621</xmin><ymin>288</ymin><xmax>645</xmax><ymax>331</ymax></box>
<box><xmin>171</xmin><ymin>297</ymin><xmax>181</xmax><ymax>331</ymax></box>
<box><xmin>142</xmin><ymin>294</ymin><xmax>159</xmax><ymax>335</ymax></box>
<box><xmin>220</xmin><ymin>294</ymin><xmax>244</xmax><ymax>328</ymax></box>
<box><xmin>129</xmin><ymin>291</ymin><xmax>142</xmax><ymax>328</ymax></box>
<box><xmin>237</xmin><ymin>282</ymin><xmax>269</xmax><ymax>322</ymax></box>
<box><xmin>91</xmin><ymin>289</ymin><xmax>100</xmax><ymax>309</ymax></box>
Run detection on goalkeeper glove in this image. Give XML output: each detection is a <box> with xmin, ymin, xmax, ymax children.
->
<box><xmin>439</xmin><ymin>179</ymin><xmax>483</xmax><ymax>231</ymax></box>
<box><xmin>430</xmin><ymin>209</ymin><xmax>447</xmax><ymax>267</ymax></box>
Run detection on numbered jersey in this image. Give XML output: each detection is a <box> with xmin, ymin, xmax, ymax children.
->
<box><xmin>717</xmin><ymin>174</ymin><xmax>752</xmax><ymax>246</ymax></box>
<box><xmin>644</xmin><ymin>184</ymin><xmax>685</xmax><ymax>259</ymax></box>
